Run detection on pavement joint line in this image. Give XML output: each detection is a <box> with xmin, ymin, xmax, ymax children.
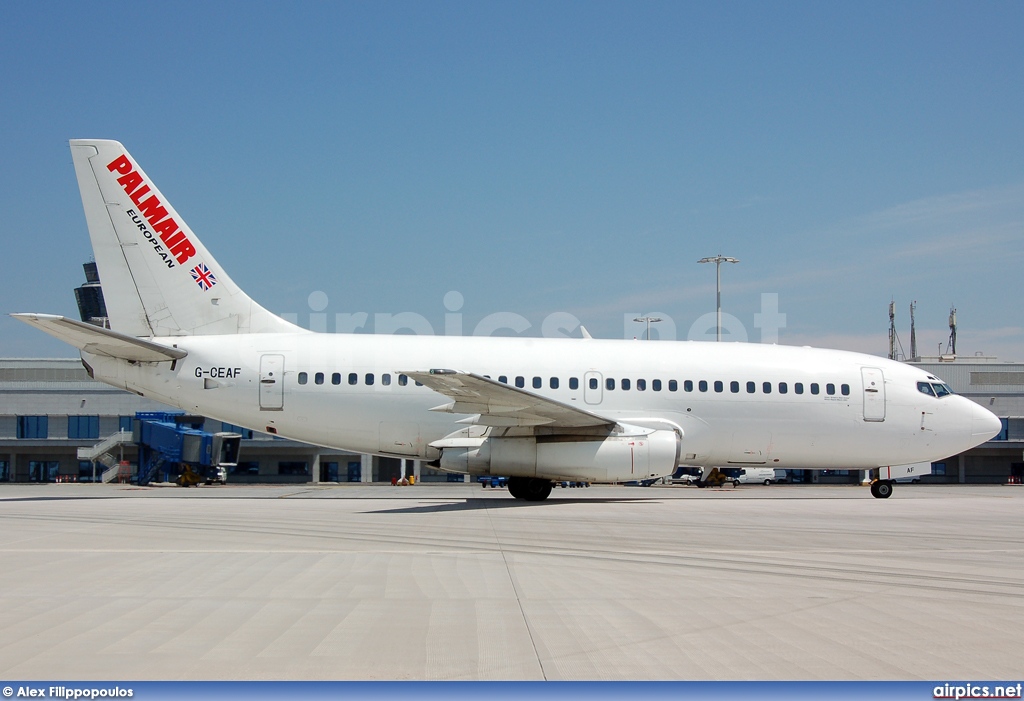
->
<box><xmin>484</xmin><ymin>496</ymin><xmax>548</xmax><ymax>680</ymax></box>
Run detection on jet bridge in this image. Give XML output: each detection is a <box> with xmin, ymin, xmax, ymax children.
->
<box><xmin>133</xmin><ymin>412</ymin><xmax>241</xmax><ymax>486</ymax></box>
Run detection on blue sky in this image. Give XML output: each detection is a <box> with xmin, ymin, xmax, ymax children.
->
<box><xmin>2</xmin><ymin>1</ymin><xmax>1022</xmax><ymax>360</ymax></box>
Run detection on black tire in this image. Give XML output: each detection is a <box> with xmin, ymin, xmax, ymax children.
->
<box><xmin>523</xmin><ymin>478</ymin><xmax>553</xmax><ymax>501</ymax></box>
<box><xmin>507</xmin><ymin>476</ymin><xmax>525</xmax><ymax>499</ymax></box>
<box><xmin>875</xmin><ymin>481</ymin><xmax>893</xmax><ymax>498</ymax></box>
<box><xmin>763</xmin><ymin>479</ymin><xmax>772</xmax><ymax>486</ymax></box>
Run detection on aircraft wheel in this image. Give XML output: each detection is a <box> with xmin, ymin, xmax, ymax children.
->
<box><xmin>507</xmin><ymin>476</ymin><xmax>525</xmax><ymax>499</ymax></box>
<box><xmin>523</xmin><ymin>478</ymin><xmax>553</xmax><ymax>501</ymax></box>
<box><xmin>870</xmin><ymin>480</ymin><xmax>893</xmax><ymax>499</ymax></box>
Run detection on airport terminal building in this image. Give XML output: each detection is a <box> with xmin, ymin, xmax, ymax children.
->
<box><xmin>0</xmin><ymin>358</ymin><xmax>443</xmax><ymax>485</ymax></box>
<box><xmin>1</xmin><ymin>355</ymin><xmax>1021</xmax><ymax>485</ymax></box>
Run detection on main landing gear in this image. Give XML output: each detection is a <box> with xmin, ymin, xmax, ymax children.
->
<box><xmin>870</xmin><ymin>480</ymin><xmax>894</xmax><ymax>499</ymax></box>
<box><xmin>507</xmin><ymin>476</ymin><xmax>553</xmax><ymax>501</ymax></box>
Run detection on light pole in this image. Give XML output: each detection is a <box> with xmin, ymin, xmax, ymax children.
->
<box><xmin>633</xmin><ymin>316</ymin><xmax>662</xmax><ymax>340</ymax></box>
<box><xmin>697</xmin><ymin>255</ymin><xmax>739</xmax><ymax>342</ymax></box>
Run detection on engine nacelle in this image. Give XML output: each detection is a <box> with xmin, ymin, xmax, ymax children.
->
<box><xmin>439</xmin><ymin>426</ymin><xmax>681</xmax><ymax>483</ymax></box>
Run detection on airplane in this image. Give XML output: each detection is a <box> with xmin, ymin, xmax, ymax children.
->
<box><xmin>12</xmin><ymin>140</ymin><xmax>1002</xmax><ymax>500</ymax></box>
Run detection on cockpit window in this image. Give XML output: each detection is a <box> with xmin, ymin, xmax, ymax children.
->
<box><xmin>917</xmin><ymin>382</ymin><xmax>936</xmax><ymax>397</ymax></box>
<box><xmin>932</xmin><ymin>383</ymin><xmax>952</xmax><ymax>397</ymax></box>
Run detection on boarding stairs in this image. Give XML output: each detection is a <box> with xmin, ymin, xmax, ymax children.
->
<box><xmin>77</xmin><ymin>430</ymin><xmax>133</xmax><ymax>483</ymax></box>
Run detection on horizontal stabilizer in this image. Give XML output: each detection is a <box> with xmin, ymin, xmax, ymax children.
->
<box><xmin>11</xmin><ymin>314</ymin><xmax>187</xmax><ymax>362</ymax></box>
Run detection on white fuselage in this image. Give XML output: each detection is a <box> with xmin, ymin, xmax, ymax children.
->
<box><xmin>81</xmin><ymin>333</ymin><xmax>998</xmax><ymax>479</ymax></box>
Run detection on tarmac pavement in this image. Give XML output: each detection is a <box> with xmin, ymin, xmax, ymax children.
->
<box><xmin>0</xmin><ymin>483</ymin><xmax>1021</xmax><ymax>680</ymax></box>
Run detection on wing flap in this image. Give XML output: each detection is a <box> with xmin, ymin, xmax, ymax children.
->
<box><xmin>403</xmin><ymin>370</ymin><xmax>615</xmax><ymax>429</ymax></box>
<box><xmin>11</xmin><ymin>314</ymin><xmax>187</xmax><ymax>362</ymax></box>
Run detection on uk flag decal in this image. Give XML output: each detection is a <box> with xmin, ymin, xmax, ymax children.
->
<box><xmin>190</xmin><ymin>263</ymin><xmax>217</xmax><ymax>291</ymax></box>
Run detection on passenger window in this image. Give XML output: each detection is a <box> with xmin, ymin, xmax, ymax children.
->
<box><xmin>589</xmin><ymin>377</ymin><xmax>598</xmax><ymax>390</ymax></box>
<box><xmin>779</xmin><ymin>382</ymin><xmax>788</xmax><ymax>394</ymax></box>
<box><xmin>398</xmin><ymin>374</ymin><xmax>408</xmax><ymax>386</ymax></box>
<box><xmin>826</xmin><ymin>383</ymin><xmax>836</xmax><ymax>395</ymax></box>
<box><xmin>637</xmin><ymin>379</ymin><xmax>646</xmax><ymax>391</ymax></box>
<box><xmin>550</xmin><ymin>377</ymin><xmax>559</xmax><ymax>390</ymax></box>
<box><xmin>515</xmin><ymin>376</ymin><xmax>525</xmax><ymax>388</ymax></box>
<box><xmin>810</xmin><ymin>383</ymin><xmax>819</xmax><ymax>395</ymax></box>
<box><xmin>680</xmin><ymin>380</ymin><xmax>689</xmax><ymax>392</ymax></box>
<box><xmin>795</xmin><ymin>383</ymin><xmax>804</xmax><ymax>394</ymax></box>
<box><xmin>365</xmin><ymin>373</ymin><xmax>374</xmax><ymax>386</ymax></box>
<box><xmin>699</xmin><ymin>380</ymin><xmax>708</xmax><ymax>392</ymax></box>
<box><xmin>533</xmin><ymin>376</ymin><xmax>542</xmax><ymax>389</ymax></box>
<box><xmin>606</xmin><ymin>378</ymin><xmax>615</xmax><ymax>391</ymax></box>
<box><xmin>918</xmin><ymin>382</ymin><xmax>936</xmax><ymax>397</ymax></box>
<box><xmin>332</xmin><ymin>372</ymin><xmax>341</xmax><ymax>385</ymax></box>
<box><xmin>348</xmin><ymin>373</ymin><xmax>357</xmax><ymax>385</ymax></box>
<box><xmin>499</xmin><ymin>375</ymin><xmax>508</xmax><ymax>384</ymax></box>
<box><xmin>652</xmin><ymin>379</ymin><xmax>662</xmax><ymax>391</ymax></box>
<box><xmin>622</xmin><ymin>379</ymin><xmax>631</xmax><ymax>390</ymax></box>
<box><xmin>746</xmin><ymin>381</ymin><xmax>755</xmax><ymax>393</ymax></box>
<box><xmin>730</xmin><ymin>381</ymin><xmax>739</xmax><ymax>393</ymax></box>
<box><xmin>298</xmin><ymin>372</ymin><xmax>308</xmax><ymax>385</ymax></box>
<box><xmin>841</xmin><ymin>384</ymin><xmax>850</xmax><ymax>396</ymax></box>
<box><xmin>762</xmin><ymin>382</ymin><xmax>771</xmax><ymax>394</ymax></box>
<box><xmin>315</xmin><ymin>372</ymin><xmax>324</xmax><ymax>385</ymax></box>
<box><xmin>714</xmin><ymin>381</ymin><xmax>723</xmax><ymax>392</ymax></box>
<box><xmin>382</xmin><ymin>374</ymin><xmax>391</xmax><ymax>386</ymax></box>
<box><xmin>569</xmin><ymin>377</ymin><xmax>579</xmax><ymax>390</ymax></box>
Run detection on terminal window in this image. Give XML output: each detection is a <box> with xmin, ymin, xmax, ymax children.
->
<box><xmin>17</xmin><ymin>416</ymin><xmax>48</xmax><ymax>439</ymax></box>
<box><xmin>995</xmin><ymin>419</ymin><xmax>1009</xmax><ymax>441</ymax></box>
<box><xmin>221</xmin><ymin>422</ymin><xmax>254</xmax><ymax>439</ymax></box>
<box><xmin>68</xmin><ymin>415</ymin><xmax>99</xmax><ymax>440</ymax></box>
<box><xmin>119</xmin><ymin>416</ymin><xmax>133</xmax><ymax>432</ymax></box>
<box><xmin>29</xmin><ymin>460</ymin><xmax>59</xmax><ymax>482</ymax></box>
<box><xmin>278</xmin><ymin>461</ymin><xmax>309</xmax><ymax>476</ymax></box>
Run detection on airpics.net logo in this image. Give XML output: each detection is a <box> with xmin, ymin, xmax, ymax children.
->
<box><xmin>279</xmin><ymin>291</ymin><xmax>787</xmax><ymax>342</ymax></box>
<box><xmin>934</xmin><ymin>683</ymin><xmax>1024</xmax><ymax>699</ymax></box>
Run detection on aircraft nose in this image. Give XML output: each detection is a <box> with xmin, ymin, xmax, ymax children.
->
<box><xmin>970</xmin><ymin>401</ymin><xmax>1002</xmax><ymax>439</ymax></box>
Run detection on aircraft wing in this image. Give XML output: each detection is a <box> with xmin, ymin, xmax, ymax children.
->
<box><xmin>11</xmin><ymin>314</ymin><xmax>187</xmax><ymax>362</ymax></box>
<box><xmin>403</xmin><ymin>370</ymin><xmax>616</xmax><ymax>429</ymax></box>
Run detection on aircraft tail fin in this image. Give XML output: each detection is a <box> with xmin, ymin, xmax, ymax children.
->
<box><xmin>69</xmin><ymin>139</ymin><xmax>303</xmax><ymax>337</ymax></box>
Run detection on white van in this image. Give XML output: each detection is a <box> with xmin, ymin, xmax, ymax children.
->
<box><xmin>735</xmin><ymin>467</ymin><xmax>778</xmax><ymax>485</ymax></box>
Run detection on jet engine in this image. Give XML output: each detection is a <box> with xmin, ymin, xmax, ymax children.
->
<box><xmin>437</xmin><ymin>424</ymin><xmax>681</xmax><ymax>483</ymax></box>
